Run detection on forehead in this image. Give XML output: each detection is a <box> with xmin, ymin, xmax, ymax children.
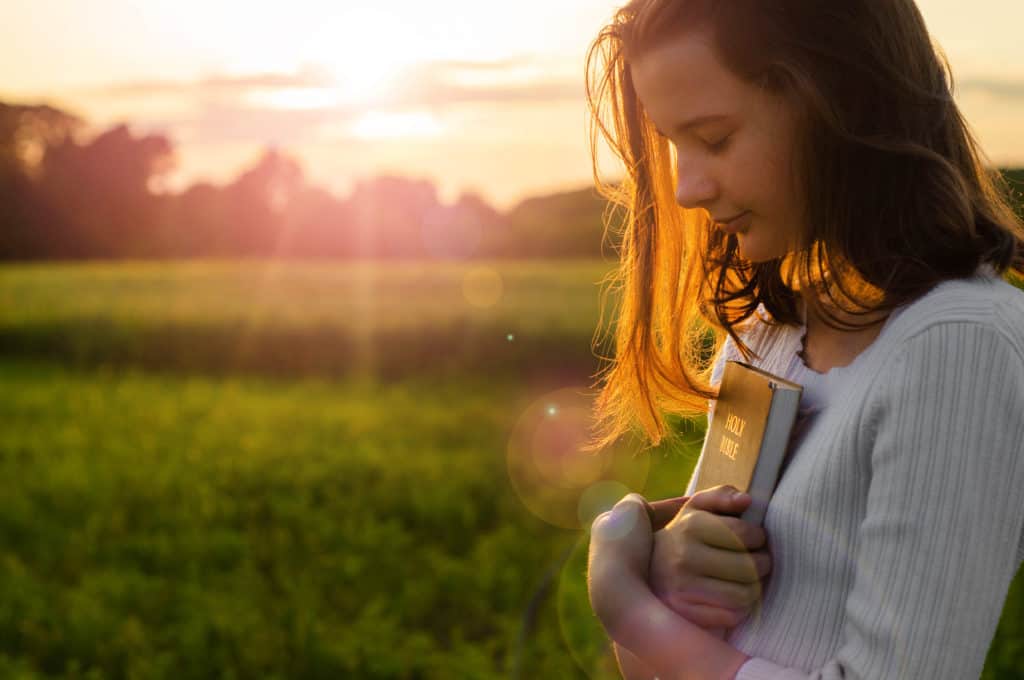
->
<box><xmin>629</xmin><ymin>31</ymin><xmax>751</xmax><ymax>127</ymax></box>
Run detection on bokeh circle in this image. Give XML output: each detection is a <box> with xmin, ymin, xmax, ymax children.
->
<box><xmin>507</xmin><ymin>387</ymin><xmax>649</xmax><ymax>530</ymax></box>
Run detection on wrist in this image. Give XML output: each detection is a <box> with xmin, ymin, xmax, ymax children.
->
<box><xmin>612</xmin><ymin>589</ymin><xmax>749</xmax><ymax>680</ymax></box>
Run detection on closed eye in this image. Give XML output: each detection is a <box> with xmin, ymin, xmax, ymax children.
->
<box><xmin>706</xmin><ymin>136</ymin><xmax>731</xmax><ymax>153</ymax></box>
<box><xmin>656</xmin><ymin>128</ymin><xmax>732</xmax><ymax>154</ymax></box>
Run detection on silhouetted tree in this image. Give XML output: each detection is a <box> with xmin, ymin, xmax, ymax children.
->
<box><xmin>419</xmin><ymin>190</ymin><xmax>506</xmax><ymax>260</ymax></box>
<box><xmin>36</xmin><ymin>123</ymin><xmax>175</xmax><ymax>257</ymax></box>
<box><xmin>220</xmin><ymin>148</ymin><xmax>306</xmax><ymax>256</ymax></box>
<box><xmin>280</xmin><ymin>185</ymin><xmax>353</xmax><ymax>258</ymax></box>
<box><xmin>3</xmin><ymin>98</ymin><xmax>1016</xmax><ymax>262</ymax></box>
<box><xmin>0</xmin><ymin>103</ymin><xmax>84</xmax><ymax>258</ymax></box>
<box><xmin>503</xmin><ymin>187</ymin><xmax>608</xmax><ymax>258</ymax></box>
<box><xmin>160</xmin><ymin>181</ymin><xmax>228</xmax><ymax>257</ymax></box>
<box><xmin>348</xmin><ymin>175</ymin><xmax>445</xmax><ymax>258</ymax></box>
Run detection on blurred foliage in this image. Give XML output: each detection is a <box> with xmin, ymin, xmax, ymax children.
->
<box><xmin>0</xmin><ymin>260</ymin><xmax>619</xmax><ymax>380</ymax></box>
<box><xmin>0</xmin><ymin>359</ymin><xmax>699</xmax><ymax>679</ymax></box>
<box><xmin>1001</xmin><ymin>167</ymin><xmax>1024</xmax><ymax>222</ymax></box>
<box><xmin>0</xmin><ymin>260</ymin><xmax>1021</xmax><ymax>679</ymax></box>
<box><xmin>0</xmin><ymin>99</ymin><xmax>614</xmax><ymax>261</ymax></box>
<box><xmin>5</xmin><ymin>99</ymin><xmax>1018</xmax><ymax>264</ymax></box>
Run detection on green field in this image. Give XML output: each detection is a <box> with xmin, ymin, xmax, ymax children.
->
<box><xmin>0</xmin><ymin>260</ymin><xmax>618</xmax><ymax>379</ymax></box>
<box><xmin>0</xmin><ymin>260</ymin><xmax>1021</xmax><ymax>679</ymax></box>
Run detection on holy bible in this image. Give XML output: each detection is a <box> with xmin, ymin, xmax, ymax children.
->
<box><xmin>693</xmin><ymin>360</ymin><xmax>803</xmax><ymax>526</ymax></box>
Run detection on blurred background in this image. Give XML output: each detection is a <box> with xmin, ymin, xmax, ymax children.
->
<box><xmin>1</xmin><ymin>1</ymin><xmax>1022</xmax><ymax>678</ymax></box>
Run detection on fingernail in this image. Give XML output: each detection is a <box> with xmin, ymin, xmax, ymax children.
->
<box><xmin>614</xmin><ymin>495</ymin><xmax>643</xmax><ymax>518</ymax></box>
<box><xmin>598</xmin><ymin>497</ymin><xmax>642</xmax><ymax>540</ymax></box>
<box><xmin>627</xmin><ymin>493</ymin><xmax>657</xmax><ymax>523</ymax></box>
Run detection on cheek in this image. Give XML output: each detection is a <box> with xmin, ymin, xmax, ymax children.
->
<box><xmin>749</xmin><ymin>143</ymin><xmax>798</xmax><ymax>218</ymax></box>
<box><xmin>728</xmin><ymin>133</ymin><xmax>778</xmax><ymax>199</ymax></box>
<box><xmin>740</xmin><ymin>109</ymin><xmax>799</xmax><ymax>205</ymax></box>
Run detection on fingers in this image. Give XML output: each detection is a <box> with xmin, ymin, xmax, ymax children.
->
<box><xmin>648</xmin><ymin>495</ymin><xmax>689</xmax><ymax>531</ymax></box>
<box><xmin>685</xmin><ymin>484</ymin><xmax>753</xmax><ymax>518</ymax></box>
<box><xmin>676</xmin><ymin>487</ymin><xmax>766</xmax><ymax>552</ymax></box>
<box><xmin>667</xmin><ymin>507</ymin><xmax>765</xmax><ymax>553</ymax></box>
<box><xmin>689</xmin><ymin>542</ymin><xmax>772</xmax><ymax>584</ymax></box>
<box><xmin>691</xmin><ymin>512</ymin><xmax>767</xmax><ymax>552</ymax></box>
<box><xmin>685</xmin><ymin>574</ymin><xmax>765</xmax><ymax>609</ymax></box>
<box><xmin>752</xmin><ymin>549</ymin><xmax>772</xmax><ymax>580</ymax></box>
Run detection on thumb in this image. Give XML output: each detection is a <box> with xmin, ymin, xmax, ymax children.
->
<box><xmin>591</xmin><ymin>493</ymin><xmax>654</xmax><ymax>575</ymax></box>
<box><xmin>593</xmin><ymin>493</ymin><xmax>651</xmax><ymax>539</ymax></box>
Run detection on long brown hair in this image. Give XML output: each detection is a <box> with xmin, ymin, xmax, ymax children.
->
<box><xmin>583</xmin><ymin>0</ymin><xmax>1024</xmax><ymax>451</ymax></box>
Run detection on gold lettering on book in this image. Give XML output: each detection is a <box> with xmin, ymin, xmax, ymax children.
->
<box><xmin>718</xmin><ymin>411</ymin><xmax>746</xmax><ymax>461</ymax></box>
<box><xmin>725</xmin><ymin>412</ymin><xmax>746</xmax><ymax>437</ymax></box>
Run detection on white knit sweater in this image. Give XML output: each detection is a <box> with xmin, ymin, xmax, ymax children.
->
<box><xmin>682</xmin><ymin>263</ymin><xmax>1024</xmax><ymax>679</ymax></box>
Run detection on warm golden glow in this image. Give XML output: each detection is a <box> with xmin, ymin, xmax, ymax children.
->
<box><xmin>325</xmin><ymin>61</ymin><xmax>405</xmax><ymax>108</ymax></box>
<box><xmin>0</xmin><ymin>1</ymin><xmax>1016</xmax><ymax>210</ymax></box>
<box><xmin>350</xmin><ymin>111</ymin><xmax>444</xmax><ymax>140</ymax></box>
<box><xmin>245</xmin><ymin>88</ymin><xmax>342</xmax><ymax>110</ymax></box>
<box><xmin>304</xmin><ymin>7</ymin><xmax>420</xmax><ymax>107</ymax></box>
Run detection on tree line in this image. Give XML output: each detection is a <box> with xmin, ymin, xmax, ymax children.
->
<box><xmin>1</xmin><ymin>101</ymin><xmax>1020</xmax><ymax>262</ymax></box>
<box><xmin>0</xmin><ymin>101</ymin><xmax>610</xmax><ymax>261</ymax></box>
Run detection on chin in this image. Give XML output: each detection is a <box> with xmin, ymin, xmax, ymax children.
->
<box><xmin>734</xmin><ymin>233</ymin><xmax>762</xmax><ymax>261</ymax></box>
<box><xmin>735</xmin><ymin>234</ymin><xmax>786</xmax><ymax>263</ymax></box>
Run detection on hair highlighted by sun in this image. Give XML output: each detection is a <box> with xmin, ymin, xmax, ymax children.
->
<box><xmin>582</xmin><ymin>0</ymin><xmax>1024</xmax><ymax>453</ymax></box>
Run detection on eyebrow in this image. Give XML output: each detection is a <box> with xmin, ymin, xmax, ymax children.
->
<box><xmin>654</xmin><ymin>114</ymin><xmax>731</xmax><ymax>137</ymax></box>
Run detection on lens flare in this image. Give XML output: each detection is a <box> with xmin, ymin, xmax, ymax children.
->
<box><xmin>507</xmin><ymin>387</ymin><xmax>649</xmax><ymax>529</ymax></box>
<box><xmin>577</xmin><ymin>479</ymin><xmax>631</xmax><ymax>528</ymax></box>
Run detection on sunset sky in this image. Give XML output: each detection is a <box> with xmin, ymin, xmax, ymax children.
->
<box><xmin>2</xmin><ymin>0</ymin><xmax>1023</xmax><ymax>210</ymax></box>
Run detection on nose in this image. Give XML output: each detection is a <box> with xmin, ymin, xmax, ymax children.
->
<box><xmin>674</xmin><ymin>154</ymin><xmax>719</xmax><ymax>210</ymax></box>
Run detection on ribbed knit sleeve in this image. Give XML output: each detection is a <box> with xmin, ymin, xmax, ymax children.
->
<box><xmin>735</xmin><ymin>320</ymin><xmax>1024</xmax><ymax>679</ymax></box>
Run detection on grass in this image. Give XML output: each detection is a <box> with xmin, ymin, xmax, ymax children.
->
<box><xmin>0</xmin><ymin>259</ymin><xmax>620</xmax><ymax>379</ymax></box>
<box><xmin>0</xmin><ymin>259</ymin><xmax>1021</xmax><ymax>678</ymax></box>
<box><xmin>0</xmin><ymin>357</ymin><xmax>704</xmax><ymax>679</ymax></box>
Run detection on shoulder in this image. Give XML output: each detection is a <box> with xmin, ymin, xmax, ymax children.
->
<box><xmin>882</xmin><ymin>267</ymin><xmax>1024</xmax><ymax>361</ymax></box>
<box><xmin>863</xmin><ymin>270</ymin><xmax>1024</xmax><ymax>429</ymax></box>
<box><xmin>862</xmin><ymin>274</ymin><xmax>1024</xmax><ymax>448</ymax></box>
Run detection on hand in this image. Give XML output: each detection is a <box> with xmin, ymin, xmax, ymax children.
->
<box><xmin>587</xmin><ymin>492</ymin><xmax>754</xmax><ymax>678</ymax></box>
<box><xmin>649</xmin><ymin>485</ymin><xmax>772</xmax><ymax>636</ymax></box>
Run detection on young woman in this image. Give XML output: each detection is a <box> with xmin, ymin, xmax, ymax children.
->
<box><xmin>581</xmin><ymin>1</ymin><xmax>1024</xmax><ymax>678</ymax></box>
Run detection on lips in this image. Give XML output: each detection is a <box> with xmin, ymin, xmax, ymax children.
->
<box><xmin>716</xmin><ymin>211</ymin><xmax>751</xmax><ymax>234</ymax></box>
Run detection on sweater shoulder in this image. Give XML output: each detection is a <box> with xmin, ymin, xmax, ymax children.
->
<box><xmin>882</xmin><ymin>270</ymin><xmax>1024</xmax><ymax>362</ymax></box>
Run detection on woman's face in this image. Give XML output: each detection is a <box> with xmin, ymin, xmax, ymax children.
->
<box><xmin>630</xmin><ymin>29</ymin><xmax>806</xmax><ymax>262</ymax></box>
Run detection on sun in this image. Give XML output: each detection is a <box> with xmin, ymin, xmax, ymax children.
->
<box><xmin>301</xmin><ymin>6</ymin><xmax>423</xmax><ymax>107</ymax></box>
<box><xmin>230</xmin><ymin>5</ymin><xmax>468</xmax><ymax>139</ymax></box>
<box><xmin>327</xmin><ymin>60</ymin><xmax>405</xmax><ymax>108</ymax></box>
